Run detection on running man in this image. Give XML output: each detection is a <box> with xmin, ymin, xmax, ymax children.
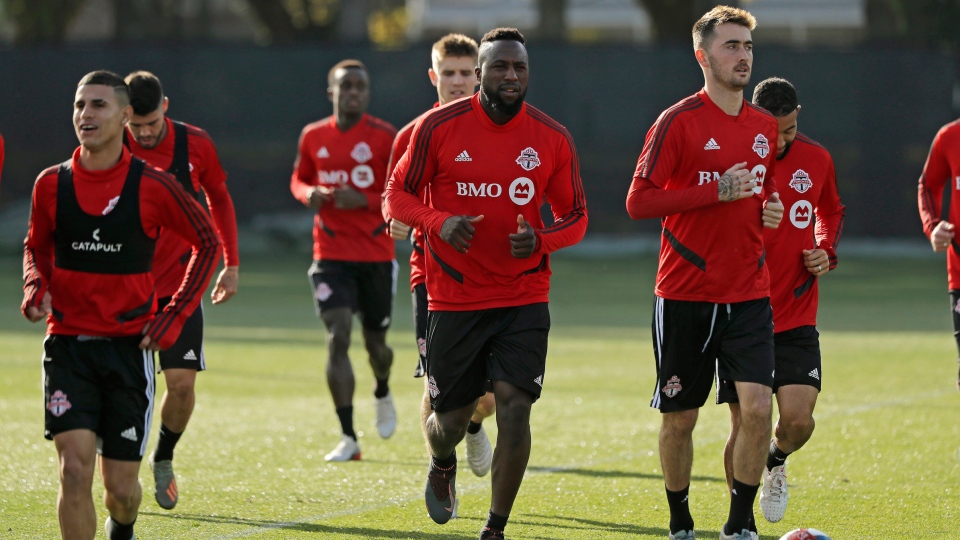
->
<box><xmin>625</xmin><ymin>6</ymin><xmax>783</xmax><ymax>540</ymax></box>
<box><xmin>721</xmin><ymin>77</ymin><xmax>845</xmax><ymax>525</ymax></box>
<box><xmin>124</xmin><ymin>70</ymin><xmax>241</xmax><ymax>510</ymax></box>
<box><xmin>385</xmin><ymin>33</ymin><xmax>495</xmax><ymax>479</ymax></box>
<box><xmin>22</xmin><ymin>70</ymin><xmax>219</xmax><ymax>540</ymax></box>
<box><xmin>291</xmin><ymin>59</ymin><xmax>398</xmax><ymax>461</ymax></box>
<box><xmin>385</xmin><ymin>27</ymin><xmax>587</xmax><ymax>540</ymax></box>
<box><xmin>918</xmin><ymin>105</ymin><xmax>960</xmax><ymax>391</ymax></box>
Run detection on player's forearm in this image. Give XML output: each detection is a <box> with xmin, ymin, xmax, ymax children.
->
<box><xmin>205</xmin><ymin>183</ymin><xmax>240</xmax><ymax>266</ymax></box>
<box><xmin>538</xmin><ymin>208</ymin><xmax>588</xmax><ymax>254</ymax></box>
<box><xmin>290</xmin><ymin>170</ymin><xmax>316</xmax><ymax>205</ymax></box>
<box><xmin>22</xmin><ymin>244</ymin><xmax>49</xmax><ymax>314</ymax></box>
<box><xmin>384</xmin><ymin>188</ymin><xmax>450</xmax><ymax>236</ymax></box>
<box><xmin>626</xmin><ymin>177</ymin><xmax>717</xmax><ymax>220</ymax></box>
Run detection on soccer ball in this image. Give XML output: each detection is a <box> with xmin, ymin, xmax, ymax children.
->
<box><xmin>778</xmin><ymin>529</ymin><xmax>832</xmax><ymax>540</ymax></box>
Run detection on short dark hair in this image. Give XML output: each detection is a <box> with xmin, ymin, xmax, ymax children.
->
<box><xmin>124</xmin><ymin>71</ymin><xmax>164</xmax><ymax>116</ymax></box>
<box><xmin>327</xmin><ymin>59</ymin><xmax>367</xmax><ymax>87</ymax></box>
<box><xmin>753</xmin><ymin>77</ymin><xmax>799</xmax><ymax>116</ymax></box>
<box><xmin>432</xmin><ymin>33</ymin><xmax>479</xmax><ymax>70</ymax></box>
<box><xmin>77</xmin><ymin>70</ymin><xmax>129</xmax><ymax>106</ymax></box>
<box><xmin>480</xmin><ymin>27</ymin><xmax>526</xmax><ymax>46</ymax></box>
<box><xmin>692</xmin><ymin>5</ymin><xmax>756</xmax><ymax>50</ymax></box>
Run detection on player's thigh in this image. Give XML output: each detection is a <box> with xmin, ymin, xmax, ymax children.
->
<box><xmin>486</xmin><ymin>303</ymin><xmax>550</xmax><ymax>404</ymax></box>
<box><xmin>157</xmin><ymin>300</ymin><xmax>206</xmax><ymax>372</ymax></box>
<box><xmin>651</xmin><ymin>296</ymin><xmax>723</xmax><ymax>413</ymax></box>
<box><xmin>356</xmin><ymin>260</ymin><xmax>397</xmax><ymax>332</ymax></box>
<box><xmin>308</xmin><ymin>259</ymin><xmax>359</xmax><ymax>316</ymax></box>
<box><xmin>426</xmin><ymin>310</ymin><xmax>492</xmax><ymax>413</ymax></box>
<box><xmin>97</xmin><ymin>337</ymin><xmax>156</xmax><ymax>461</ymax></box>
<box><xmin>772</xmin><ymin>325</ymin><xmax>822</xmax><ymax>392</ymax></box>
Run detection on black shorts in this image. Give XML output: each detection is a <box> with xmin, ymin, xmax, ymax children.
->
<box><xmin>651</xmin><ymin>296</ymin><xmax>774</xmax><ymax>413</ymax></box>
<box><xmin>308</xmin><ymin>259</ymin><xmax>397</xmax><ymax>332</ymax></box>
<box><xmin>42</xmin><ymin>334</ymin><xmax>156</xmax><ymax>461</ymax></box>
<box><xmin>156</xmin><ymin>296</ymin><xmax>206</xmax><ymax>372</ymax></box>
<box><xmin>718</xmin><ymin>325</ymin><xmax>822</xmax><ymax>403</ymax></box>
<box><xmin>426</xmin><ymin>303</ymin><xmax>550</xmax><ymax>413</ymax></box>
<box><xmin>412</xmin><ymin>283</ymin><xmax>428</xmax><ymax>378</ymax></box>
<box><xmin>949</xmin><ymin>290</ymin><xmax>960</xmax><ymax>357</ymax></box>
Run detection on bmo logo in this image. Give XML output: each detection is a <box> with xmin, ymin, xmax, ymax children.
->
<box><xmin>750</xmin><ymin>164</ymin><xmax>767</xmax><ymax>195</ymax></box>
<box><xmin>456</xmin><ymin>182</ymin><xmax>503</xmax><ymax>197</ymax></box>
<box><xmin>319</xmin><ymin>170</ymin><xmax>348</xmax><ymax>185</ymax></box>
<box><xmin>509</xmin><ymin>177</ymin><xmax>535</xmax><ymax>205</ymax></box>
<box><xmin>351</xmin><ymin>165</ymin><xmax>374</xmax><ymax>188</ymax></box>
<box><xmin>790</xmin><ymin>200</ymin><xmax>813</xmax><ymax>229</ymax></box>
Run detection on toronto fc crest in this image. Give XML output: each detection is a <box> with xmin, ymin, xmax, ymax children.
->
<box><xmin>752</xmin><ymin>134</ymin><xmax>770</xmax><ymax>159</ymax></box>
<box><xmin>350</xmin><ymin>142</ymin><xmax>373</xmax><ymax>164</ymax></box>
<box><xmin>789</xmin><ymin>169</ymin><xmax>813</xmax><ymax>193</ymax></box>
<box><xmin>47</xmin><ymin>390</ymin><xmax>72</xmax><ymax>417</ymax></box>
<box><xmin>515</xmin><ymin>147</ymin><xmax>541</xmax><ymax>171</ymax></box>
<box><xmin>662</xmin><ymin>376</ymin><xmax>682</xmax><ymax>398</ymax></box>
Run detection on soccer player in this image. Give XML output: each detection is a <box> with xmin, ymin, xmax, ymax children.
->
<box><xmin>291</xmin><ymin>59</ymin><xmax>398</xmax><ymax>462</ymax></box>
<box><xmin>625</xmin><ymin>6</ymin><xmax>783</xmax><ymax>540</ymax></box>
<box><xmin>385</xmin><ymin>27</ymin><xmax>588</xmax><ymax>540</ymax></box>
<box><xmin>22</xmin><ymin>70</ymin><xmax>219</xmax><ymax>540</ymax></box>
<box><xmin>123</xmin><ymin>70</ymin><xmax>240</xmax><ymax>510</ymax></box>
<box><xmin>721</xmin><ymin>77</ymin><xmax>845</xmax><ymax>525</ymax></box>
<box><xmin>385</xmin><ymin>33</ymin><xmax>495</xmax><ymax>478</ymax></box>
<box><xmin>918</xmin><ymin>107</ymin><xmax>960</xmax><ymax>392</ymax></box>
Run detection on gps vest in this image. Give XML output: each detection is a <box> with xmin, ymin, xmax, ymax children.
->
<box><xmin>54</xmin><ymin>158</ymin><xmax>156</xmax><ymax>274</ymax></box>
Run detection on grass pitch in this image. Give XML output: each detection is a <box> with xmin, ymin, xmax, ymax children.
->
<box><xmin>0</xmin><ymin>251</ymin><xmax>958</xmax><ymax>539</ymax></box>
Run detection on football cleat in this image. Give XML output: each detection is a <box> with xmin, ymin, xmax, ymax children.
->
<box><xmin>324</xmin><ymin>434</ymin><xmax>361</xmax><ymax>461</ymax></box>
<box><xmin>760</xmin><ymin>463</ymin><xmax>789</xmax><ymax>522</ymax></box>
<box><xmin>465</xmin><ymin>424</ymin><xmax>493</xmax><ymax>477</ymax></box>
<box><xmin>375</xmin><ymin>393</ymin><xmax>397</xmax><ymax>439</ymax></box>
<box><xmin>424</xmin><ymin>453</ymin><xmax>457</xmax><ymax>524</ymax></box>
<box><xmin>668</xmin><ymin>531</ymin><xmax>696</xmax><ymax>539</ymax></box>
<box><xmin>719</xmin><ymin>528</ymin><xmax>755</xmax><ymax>540</ymax></box>
<box><xmin>148</xmin><ymin>454</ymin><xmax>178</xmax><ymax>510</ymax></box>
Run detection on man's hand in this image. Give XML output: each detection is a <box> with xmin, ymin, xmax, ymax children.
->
<box><xmin>762</xmin><ymin>192</ymin><xmax>784</xmax><ymax>229</ymax></box>
<box><xmin>931</xmin><ymin>221</ymin><xmax>955</xmax><ymax>252</ymax></box>
<box><xmin>211</xmin><ymin>266</ymin><xmax>239</xmax><ymax>304</ymax></box>
<box><xmin>440</xmin><ymin>215</ymin><xmax>484</xmax><ymax>253</ymax></box>
<box><xmin>717</xmin><ymin>162</ymin><xmax>758</xmax><ymax>202</ymax></box>
<box><xmin>389</xmin><ymin>219</ymin><xmax>412</xmax><ymax>240</ymax></box>
<box><xmin>509</xmin><ymin>214</ymin><xmax>537</xmax><ymax>258</ymax></box>
<box><xmin>803</xmin><ymin>249</ymin><xmax>830</xmax><ymax>276</ymax></box>
<box><xmin>306</xmin><ymin>186</ymin><xmax>332</xmax><ymax>209</ymax></box>
<box><xmin>139</xmin><ymin>323</ymin><xmax>161</xmax><ymax>352</ymax></box>
<box><xmin>25</xmin><ymin>291</ymin><xmax>52</xmax><ymax>323</ymax></box>
<box><xmin>330</xmin><ymin>185</ymin><xmax>367</xmax><ymax>209</ymax></box>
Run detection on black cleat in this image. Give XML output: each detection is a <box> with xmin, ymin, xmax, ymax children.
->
<box><xmin>424</xmin><ymin>453</ymin><xmax>457</xmax><ymax>524</ymax></box>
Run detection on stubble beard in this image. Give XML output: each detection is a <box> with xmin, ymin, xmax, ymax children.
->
<box><xmin>481</xmin><ymin>81</ymin><xmax>525</xmax><ymax>117</ymax></box>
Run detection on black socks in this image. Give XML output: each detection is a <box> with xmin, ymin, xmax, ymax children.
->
<box><xmin>153</xmin><ymin>423</ymin><xmax>182</xmax><ymax>462</ymax></box>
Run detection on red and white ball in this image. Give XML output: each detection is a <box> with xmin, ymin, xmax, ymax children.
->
<box><xmin>779</xmin><ymin>529</ymin><xmax>832</xmax><ymax>540</ymax></box>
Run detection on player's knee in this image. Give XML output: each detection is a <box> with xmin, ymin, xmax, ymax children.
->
<box><xmin>781</xmin><ymin>413</ymin><xmax>815</xmax><ymax>437</ymax></box>
<box><xmin>326</xmin><ymin>329</ymin><xmax>351</xmax><ymax>354</ymax></box>
<box><xmin>165</xmin><ymin>377</ymin><xmax>195</xmax><ymax>400</ymax></box>
<box><xmin>103</xmin><ymin>480</ymin><xmax>139</xmax><ymax>507</ymax></box>
<box><xmin>58</xmin><ymin>454</ymin><xmax>93</xmax><ymax>489</ymax></box>
<box><xmin>663</xmin><ymin>409</ymin><xmax>699</xmax><ymax>434</ymax></box>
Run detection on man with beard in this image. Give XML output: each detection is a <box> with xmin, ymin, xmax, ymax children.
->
<box><xmin>721</xmin><ymin>77</ymin><xmax>845</xmax><ymax>526</ymax></box>
<box><xmin>385</xmin><ymin>27</ymin><xmax>587</xmax><ymax>540</ymax></box>
<box><xmin>291</xmin><ymin>59</ymin><xmax>398</xmax><ymax>462</ymax></box>
<box><xmin>124</xmin><ymin>71</ymin><xmax>240</xmax><ymax>510</ymax></box>
<box><xmin>625</xmin><ymin>6</ymin><xmax>783</xmax><ymax>540</ymax></box>
<box><xmin>384</xmin><ymin>33</ymin><xmax>496</xmax><ymax>480</ymax></box>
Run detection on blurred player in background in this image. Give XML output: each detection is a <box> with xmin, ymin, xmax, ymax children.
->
<box><xmin>385</xmin><ymin>32</ymin><xmax>495</xmax><ymax>480</ymax></box>
<box><xmin>721</xmin><ymin>77</ymin><xmax>845</xmax><ymax>526</ymax></box>
<box><xmin>124</xmin><ymin>70</ymin><xmax>240</xmax><ymax>510</ymax></box>
<box><xmin>625</xmin><ymin>6</ymin><xmax>783</xmax><ymax>540</ymax></box>
<box><xmin>291</xmin><ymin>60</ymin><xmax>398</xmax><ymax>462</ymax></box>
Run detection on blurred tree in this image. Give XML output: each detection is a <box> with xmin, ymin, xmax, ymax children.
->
<box><xmin>1</xmin><ymin>0</ymin><xmax>86</xmax><ymax>45</ymax></box>
<box><xmin>537</xmin><ymin>0</ymin><xmax>567</xmax><ymax>42</ymax></box>
<box><xmin>866</xmin><ymin>0</ymin><xmax>960</xmax><ymax>52</ymax></box>
<box><xmin>244</xmin><ymin>0</ymin><xmax>341</xmax><ymax>44</ymax></box>
<box><xmin>635</xmin><ymin>0</ymin><xmax>738</xmax><ymax>44</ymax></box>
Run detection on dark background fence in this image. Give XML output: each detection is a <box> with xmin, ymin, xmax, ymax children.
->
<box><xmin>1</xmin><ymin>43</ymin><xmax>955</xmax><ymax>238</ymax></box>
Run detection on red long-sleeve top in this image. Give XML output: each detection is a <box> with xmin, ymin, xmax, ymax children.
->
<box><xmin>918</xmin><ymin>118</ymin><xmax>960</xmax><ymax>289</ymax></box>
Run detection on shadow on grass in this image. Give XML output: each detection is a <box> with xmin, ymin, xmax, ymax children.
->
<box><xmin>527</xmin><ymin>465</ymin><xmax>723</xmax><ymax>483</ymax></box>
<box><xmin>142</xmin><ymin>511</ymin><xmax>476</xmax><ymax>539</ymax></box>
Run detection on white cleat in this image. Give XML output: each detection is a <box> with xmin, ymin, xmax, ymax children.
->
<box><xmin>375</xmin><ymin>393</ymin><xmax>397</xmax><ymax>439</ymax></box>
<box><xmin>759</xmin><ymin>463</ymin><xmax>789</xmax><ymax>522</ymax></box>
<box><xmin>465</xmin><ymin>425</ymin><xmax>493</xmax><ymax>477</ymax></box>
<box><xmin>324</xmin><ymin>434</ymin><xmax>361</xmax><ymax>461</ymax></box>
<box><xmin>668</xmin><ymin>531</ymin><xmax>695</xmax><ymax>539</ymax></box>
<box><xmin>718</xmin><ymin>528</ymin><xmax>754</xmax><ymax>540</ymax></box>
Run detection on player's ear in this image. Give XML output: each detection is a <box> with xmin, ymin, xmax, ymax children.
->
<box><xmin>162</xmin><ymin>96</ymin><xmax>169</xmax><ymax>113</ymax></box>
<box><xmin>694</xmin><ymin>48</ymin><xmax>709</xmax><ymax>69</ymax></box>
<box><xmin>428</xmin><ymin>68</ymin><xmax>439</xmax><ymax>88</ymax></box>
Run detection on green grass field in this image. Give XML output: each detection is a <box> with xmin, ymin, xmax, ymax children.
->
<box><xmin>0</xmin><ymin>250</ymin><xmax>958</xmax><ymax>539</ymax></box>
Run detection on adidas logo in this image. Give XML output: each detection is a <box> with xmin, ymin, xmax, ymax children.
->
<box><xmin>317</xmin><ymin>147</ymin><xmax>330</xmax><ymax>158</ymax></box>
<box><xmin>533</xmin><ymin>375</ymin><xmax>543</xmax><ymax>387</ymax></box>
<box><xmin>183</xmin><ymin>349</ymin><xmax>197</xmax><ymax>361</ymax></box>
<box><xmin>120</xmin><ymin>427</ymin><xmax>138</xmax><ymax>442</ymax></box>
<box><xmin>808</xmin><ymin>368</ymin><xmax>820</xmax><ymax>380</ymax></box>
<box><xmin>455</xmin><ymin>150</ymin><xmax>472</xmax><ymax>162</ymax></box>
<box><xmin>704</xmin><ymin>138</ymin><xmax>720</xmax><ymax>150</ymax></box>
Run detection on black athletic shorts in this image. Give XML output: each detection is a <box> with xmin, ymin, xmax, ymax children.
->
<box><xmin>651</xmin><ymin>296</ymin><xmax>774</xmax><ymax>413</ymax></box>
<box><xmin>426</xmin><ymin>303</ymin><xmax>550</xmax><ymax>413</ymax></box>
<box><xmin>949</xmin><ymin>290</ymin><xmax>960</xmax><ymax>357</ymax></box>
<box><xmin>42</xmin><ymin>334</ymin><xmax>156</xmax><ymax>461</ymax></box>
<box><xmin>308</xmin><ymin>259</ymin><xmax>397</xmax><ymax>331</ymax></box>
<box><xmin>718</xmin><ymin>325</ymin><xmax>822</xmax><ymax>403</ymax></box>
<box><xmin>412</xmin><ymin>283</ymin><xmax>428</xmax><ymax>378</ymax></box>
<box><xmin>156</xmin><ymin>296</ymin><xmax>205</xmax><ymax>372</ymax></box>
